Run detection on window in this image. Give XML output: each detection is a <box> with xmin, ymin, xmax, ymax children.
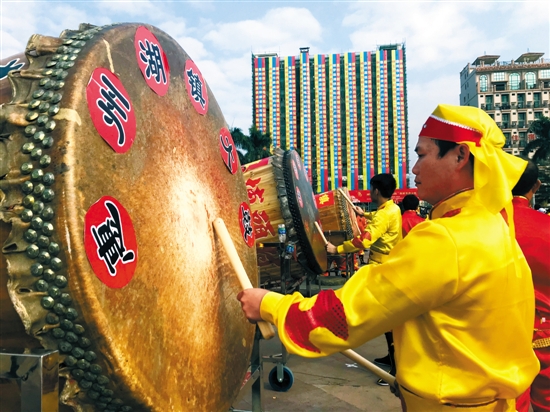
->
<box><xmin>517</xmin><ymin>93</ymin><xmax>525</xmax><ymax>108</ymax></box>
<box><xmin>492</xmin><ymin>72</ymin><xmax>505</xmax><ymax>81</ymax></box>
<box><xmin>540</xmin><ymin>69</ymin><xmax>550</xmax><ymax>79</ymax></box>
<box><xmin>535</xmin><ymin>111</ymin><xmax>543</xmax><ymax>119</ymax></box>
<box><xmin>479</xmin><ymin>75</ymin><xmax>488</xmax><ymax>92</ymax></box>
<box><xmin>526</xmin><ymin>72</ymin><xmax>536</xmax><ymax>89</ymax></box>
<box><xmin>502</xmin><ymin>113</ymin><xmax>510</xmax><ymax>128</ymax></box>
<box><xmin>485</xmin><ymin>95</ymin><xmax>493</xmax><ymax>110</ymax></box>
<box><xmin>510</xmin><ymin>73</ymin><xmax>520</xmax><ymax>90</ymax></box>
<box><xmin>518</xmin><ymin>112</ymin><xmax>526</xmax><ymax>128</ymax></box>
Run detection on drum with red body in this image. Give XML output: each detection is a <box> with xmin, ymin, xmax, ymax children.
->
<box><xmin>0</xmin><ymin>23</ymin><xmax>256</xmax><ymax>411</ymax></box>
<box><xmin>242</xmin><ymin>149</ymin><xmax>327</xmax><ymax>292</ymax></box>
<box><xmin>315</xmin><ymin>188</ymin><xmax>361</xmax><ymax>246</ymax></box>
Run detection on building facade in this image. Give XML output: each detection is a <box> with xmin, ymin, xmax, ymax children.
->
<box><xmin>252</xmin><ymin>44</ymin><xmax>409</xmax><ymax>193</ymax></box>
<box><xmin>460</xmin><ymin>53</ymin><xmax>550</xmax><ymax>155</ymax></box>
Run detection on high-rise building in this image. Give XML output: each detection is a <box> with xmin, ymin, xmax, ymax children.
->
<box><xmin>460</xmin><ymin>53</ymin><xmax>550</xmax><ymax>155</ymax></box>
<box><xmin>252</xmin><ymin>44</ymin><xmax>409</xmax><ymax>193</ymax></box>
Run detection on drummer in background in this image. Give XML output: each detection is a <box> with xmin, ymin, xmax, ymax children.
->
<box><xmin>326</xmin><ymin>173</ymin><xmax>403</xmax><ymax>386</ymax></box>
<box><xmin>401</xmin><ymin>194</ymin><xmax>425</xmax><ymax>238</ymax></box>
<box><xmin>237</xmin><ymin>104</ymin><xmax>539</xmax><ymax>411</ymax></box>
<box><xmin>325</xmin><ymin>173</ymin><xmax>402</xmax><ymax>265</ymax></box>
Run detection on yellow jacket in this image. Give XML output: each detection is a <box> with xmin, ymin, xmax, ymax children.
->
<box><xmin>337</xmin><ymin>199</ymin><xmax>402</xmax><ymax>255</ymax></box>
<box><xmin>261</xmin><ymin>190</ymin><xmax>538</xmax><ymax>405</ymax></box>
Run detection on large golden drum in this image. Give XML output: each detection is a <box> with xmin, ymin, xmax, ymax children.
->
<box><xmin>242</xmin><ymin>150</ymin><xmax>327</xmax><ymax>292</ymax></box>
<box><xmin>0</xmin><ymin>23</ymin><xmax>256</xmax><ymax>411</ymax></box>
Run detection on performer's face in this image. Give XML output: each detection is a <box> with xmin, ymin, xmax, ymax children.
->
<box><xmin>412</xmin><ymin>137</ymin><xmax>457</xmax><ymax>205</ymax></box>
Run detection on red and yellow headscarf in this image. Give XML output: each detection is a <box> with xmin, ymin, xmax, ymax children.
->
<box><xmin>420</xmin><ymin>104</ymin><xmax>527</xmax><ymax>215</ymax></box>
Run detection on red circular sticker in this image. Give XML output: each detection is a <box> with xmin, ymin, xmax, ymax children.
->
<box><xmin>135</xmin><ymin>26</ymin><xmax>170</xmax><ymax>96</ymax></box>
<box><xmin>292</xmin><ymin>159</ymin><xmax>299</xmax><ymax>180</ymax></box>
<box><xmin>184</xmin><ymin>59</ymin><xmax>208</xmax><ymax>115</ymax></box>
<box><xmin>86</xmin><ymin>68</ymin><xmax>136</xmax><ymax>153</ymax></box>
<box><xmin>238</xmin><ymin>202</ymin><xmax>255</xmax><ymax>248</ymax></box>
<box><xmin>84</xmin><ymin>196</ymin><xmax>138</xmax><ymax>288</ymax></box>
<box><xmin>296</xmin><ymin>187</ymin><xmax>303</xmax><ymax>208</ymax></box>
<box><xmin>219</xmin><ymin>127</ymin><xmax>238</xmax><ymax>174</ymax></box>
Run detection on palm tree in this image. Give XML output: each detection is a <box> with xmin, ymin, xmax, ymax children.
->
<box><xmin>230</xmin><ymin>127</ymin><xmax>251</xmax><ymax>165</ymax></box>
<box><xmin>523</xmin><ymin>116</ymin><xmax>550</xmax><ymax>161</ymax></box>
<box><xmin>247</xmin><ymin>126</ymin><xmax>272</xmax><ymax>162</ymax></box>
<box><xmin>230</xmin><ymin>126</ymin><xmax>272</xmax><ymax>164</ymax></box>
<box><xmin>523</xmin><ymin>116</ymin><xmax>550</xmax><ymax>206</ymax></box>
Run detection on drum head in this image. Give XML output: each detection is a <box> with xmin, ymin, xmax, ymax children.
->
<box><xmin>281</xmin><ymin>150</ymin><xmax>327</xmax><ymax>274</ymax></box>
<box><xmin>1</xmin><ymin>23</ymin><xmax>255</xmax><ymax>411</ymax></box>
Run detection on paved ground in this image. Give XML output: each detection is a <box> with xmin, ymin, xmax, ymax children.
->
<box><xmin>231</xmin><ymin>278</ymin><xmax>402</xmax><ymax>412</ymax></box>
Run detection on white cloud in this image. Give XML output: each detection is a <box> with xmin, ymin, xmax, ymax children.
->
<box><xmin>203</xmin><ymin>7</ymin><xmax>322</xmax><ymax>55</ymax></box>
<box><xmin>176</xmin><ymin>36</ymin><xmax>210</xmax><ymax>60</ymax></box>
<box><xmin>345</xmin><ymin>2</ymin><xmax>510</xmax><ymax>71</ymax></box>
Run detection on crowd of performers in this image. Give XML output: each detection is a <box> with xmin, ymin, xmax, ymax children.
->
<box><xmin>238</xmin><ymin>104</ymin><xmax>550</xmax><ymax>411</ymax></box>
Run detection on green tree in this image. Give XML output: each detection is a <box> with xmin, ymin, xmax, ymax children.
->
<box><xmin>230</xmin><ymin>126</ymin><xmax>272</xmax><ymax>165</ymax></box>
<box><xmin>523</xmin><ymin>116</ymin><xmax>550</xmax><ymax>161</ymax></box>
<box><xmin>523</xmin><ymin>116</ymin><xmax>550</xmax><ymax>206</ymax></box>
<box><xmin>230</xmin><ymin>127</ymin><xmax>251</xmax><ymax>165</ymax></box>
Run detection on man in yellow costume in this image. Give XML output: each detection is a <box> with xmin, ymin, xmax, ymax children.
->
<box><xmin>237</xmin><ymin>104</ymin><xmax>539</xmax><ymax>411</ymax></box>
<box><xmin>327</xmin><ymin>172</ymin><xmax>402</xmax><ymax>386</ymax></box>
<box><xmin>326</xmin><ymin>173</ymin><xmax>402</xmax><ymax>265</ymax></box>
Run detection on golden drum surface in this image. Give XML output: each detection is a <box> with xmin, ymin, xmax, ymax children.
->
<box><xmin>0</xmin><ymin>23</ymin><xmax>256</xmax><ymax>411</ymax></box>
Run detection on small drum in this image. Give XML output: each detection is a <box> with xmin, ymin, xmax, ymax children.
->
<box><xmin>315</xmin><ymin>188</ymin><xmax>361</xmax><ymax>246</ymax></box>
<box><xmin>242</xmin><ymin>149</ymin><xmax>327</xmax><ymax>291</ymax></box>
<box><xmin>0</xmin><ymin>23</ymin><xmax>256</xmax><ymax>411</ymax></box>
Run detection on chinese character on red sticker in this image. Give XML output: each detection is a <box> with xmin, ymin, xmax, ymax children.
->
<box><xmin>252</xmin><ymin>210</ymin><xmax>275</xmax><ymax>240</ymax></box>
<box><xmin>296</xmin><ymin>187</ymin><xmax>303</xmax><ymax>208</ymax></box>
<box><xmin>246</xmin><ymin>177</ymin><xmax>265</xmax><ymax>204</ymax></box>
<box><xmin>135</xmin><ymin>26</ymin><xmax>170</xmax><ymax>96</ymax></box>
<box><xmin>86</xmin><ymin>68</ymin><xmax>136</xmax><ymax>153</ymax></box>
<box><xmin>219</xmin><ymin>127</ymin><xmax>238</xmax><ymax>174</ymax></box>
<box><xmin>184</xmin><ymin>59</ymin><xmax>208</xmax><ymax>115</ymax></box>
<box><xmin>239</xmin><ymin>202</ymin><xmax>255</xmax><ymax>247</ymax></box>
<box><xmin>84</xmin><ymin>196</ymin><xmax>138</xmax><ymax>288</ymax></box>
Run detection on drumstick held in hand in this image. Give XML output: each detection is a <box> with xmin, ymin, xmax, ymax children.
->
<box><xmin>338</xmin><ymin>188</ymin><xmax>355</xmax><ymax>208</ymax></box>
<box><xmin>341</xmin><ymin>349</ymin><xmax>396</xmax><ymax>388</ymax></box>
<box><xmin>213</xmin><ymin>218</ymin><xmax>275</xmax><ymax>340</ymax></box>
<box><xmin>337</xmin><ymin>189</ymin><xmax>362</xmax><ymax>232</ymax></box>
<box><xmin>315</xmin><ymin>222</ymin><xmax>393</xmax><ymax>385</ymax></box>
<box><xmin>314</xmin><ymin>221</ymin><xmax>328</xmax><ymax>245</ymax></box>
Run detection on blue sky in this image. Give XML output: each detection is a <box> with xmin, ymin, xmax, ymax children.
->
<box><xmin>2</xmin><ymin>0</ymin><xmax>549</xmax><ymax>167</ymax></box>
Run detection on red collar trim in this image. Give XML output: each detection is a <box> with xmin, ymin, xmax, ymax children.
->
<box><xmin>442</xmin><ymin>208</ymin><xmax>462</xmax><ymax>218</ymax></box>
<box><xmin>421</xmin><ymin>115</ymin><xmax>482</xmax><ymax>146</ymax></box>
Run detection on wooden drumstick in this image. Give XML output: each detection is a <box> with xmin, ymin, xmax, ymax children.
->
<box><xmin>213</xmin><ymin>218</ymin><xmax>275</xmax><ymax>340</ymax></box>
<box><xmin>338</xmin><ymin>188</ymin><xmax>355</xmax><ymax>208</ymax></box>
<box><xmin>315</xmin><ymin>222</ymin><xmax>394</xmax><ymax>385</ymax></box>
<box><xmin>341</xmin><ymin>349</ymin><xmax>396</xmax><ymax>388</ymax></box>
<box><xmin>314</xmin><ymin>221</ymin><xmax>328</xmax><ymax>245</ymax></box>
<box><xmin>337</xmin><ymin>189</ymin><xmax>362</xmax><ymax>233</ymax></box>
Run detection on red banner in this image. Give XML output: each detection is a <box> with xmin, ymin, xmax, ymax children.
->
<box><xmin>348</xmin><ymin>188</ymin><xmax>419</xmax><ymax>203</ymax></box>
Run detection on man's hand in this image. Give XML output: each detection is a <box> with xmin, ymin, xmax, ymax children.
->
<box><xmin>353</xmin><ymin>205</ymin><xmax>365</xmax><ymax>216</ymax></box>
<box><xmin>326</xmin><ymin>242</ymin><xmax>338</xmax><ymax>254</ymax></box>
<box><xmin>237</xmin><ymin>288</ymin><xmax>270</xmax><ymax>323</ymax></box>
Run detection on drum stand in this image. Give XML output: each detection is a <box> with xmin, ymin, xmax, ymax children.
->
<box><xmin>323</xmin><ymin>230</ymin><xmax>355</xmax><ymax>281</ymax></box>
<box><xmin>0</xmin><ymin>348</ymin><xmax>59</xmax><ymax>412</ymax></box>
<box><xmin>259</xmin><ymin>242</ymin><xmax>294</xmax><ymax>393</ymax></box>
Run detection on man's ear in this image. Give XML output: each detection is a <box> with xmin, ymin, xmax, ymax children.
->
<box><xmin>456</xmin><ymin>144</ymin><xmax>472</xmax><ymax>170</ymax></box>
<box><xmin>532</xmin><ymin>179</ymin><xmax>542</xmax><ymax>194</ymax></box>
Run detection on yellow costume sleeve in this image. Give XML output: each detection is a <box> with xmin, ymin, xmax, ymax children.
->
<box><xmin>261</xmin><ymin>223</ymin><xmax>459</xmax><ymax>358</ymax></box>
<box><xmin>337</xmin><ymin>207</ymin><xmax>390</xmax><ymax>253</ymax></box>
